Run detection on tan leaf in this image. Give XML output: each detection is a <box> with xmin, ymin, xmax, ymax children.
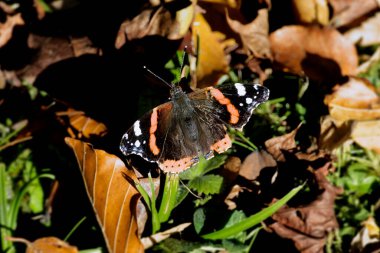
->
<box><xmin>226</xmin><ymin>8</ymin><xmax>271</xmax><ymax>59</ymax></box>
<box><xmin>324</xmin><ymin>77</ymin><xmax>380</xmax><ymax>121</ymax></box>
<box><xmin>269</xmin><ymin>25</ymin><xmax>358</xmax><ymax>81</ymax></box>
<box><xmin>291</xmin><ymin>0</ymin><xmax>329</xmax><ymax>25</ymax></box>
<box><xmin>141</xmin><ymin>222</ymin><xmax>192</xmax><ymax>249</ymax></box>
<box><xmin>239</xmin><ymin>150</ymin><xmax>277</xmax><ymax>181</ymax></box>
<box><xmin>265</xmin><ymin>124</ymin><xmax>301</xmax><ymax>162</ymax></box>
<box><xmin>329</xmin><ymin>0</ymin><xmax>379</xmax><ymax>28</ymax></box>
<box><xmin>319</xmin><ymin>115</ymin><xmax>353</xmax><ymax>151</ymax></box>
<box><xmin>357</xmin><ymin>45</ymin><xmax>380</xmax><ymax>74</ymax></box>
<box><xmin>8</xmin><ymin>236</ymin><xmax>78</xmax><ymax>253</ymax></box>
<box><xmin>191</xmin><ymin>12</ymin><xmax>230</xmax><ymax>87</ymax></box>
<box><xmin>56</xmin><ymin>109</ymin><xmax>108</xmax><ymax>139</ymax></box>
<box><xmin>65</xmin><ymin>137</ymin><xmax>144</xmax><ymax>253</ymax></box>
<box><xmin>350</xmin><ymin>217</ymin><xmax>380</xmax><ymax>253</ymax></box>
<box><xmin>0</xmin><ymin>13</ymin><xmax>25</xmax><ymax>48</ymax></box>
<box><xmin>324</xmin><ymin>77</ymin><xmax>380</xmax><ymax>109</ymax></box>
<box><xmin>115</xmin><ymin>1</ymin><xmax>195</xmax><ymax>49</ymax></box>
<box><xmin>70</xmin><ymin>37</ymin><xmax>102</xmax><ymax>57</ymax></box>
<box><xmin>351</xmin><ymin>120</ymin><xmax>380</xmax><ymax>154</ymax></box>
<box><xmin>344</xmin><ymin>12</ymin><xmax>380</xmax><ymax>47</ymax></box>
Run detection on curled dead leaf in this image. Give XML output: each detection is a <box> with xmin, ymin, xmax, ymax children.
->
<box><xmin>116</xmin><ymin>1</ymin><xmax>195</xmax><ymax>48</ymax></box>
<box><xmin>141</xmin><ymin>222</ymin><xmax>192</xmax><ymax>249</ymax></box>
<box><xmin>319</xmin><ymin>115</ymin><xmax>353</xmax><ymax>151</ymax></box>
<box><xmin>56</xmin><ymin>109</ymin><xmax>108</xmax><ymax>140</ymax></box>
<box><xmin>351</xmin><ymin>120</ymin><xmax>380</xmax><ymax>154</ymax></box>
<box><xmin>226</xmin><ymin>8</ymin><xmax>272</xmax><ymax>59</ymax></box>
<box><xmin>239</xmin><ymin>150</ymin><xmax>277</xmax><ymax>181</ymax></box>
<box><xmin>350</xmin><ymin>216</ymin><xmax>380</xmax><ymax>253</ymax></box>
<box><xmin>344</xmin><ymin>12</ymin><xmax>380</xmax><ymax>47</ymax></box>
<box><xmin>65</xmin><ymin>137</ymin><xmax>144</xmax><ymax>253</ymax></box>
<box><xmin>8</xmin><ymin>236</ymin><xmax>78</xmax><ymax>253</ymax></box>
<box><xmin>329</xmin><ymin>0</ymin><xmax>379</xmax><ymax>28</ymax></box>
<box><xmin>324</xmin><ymin>76</ymin><xmax>380</xmax><ymax>121</ymax></box>
<box><xmin>265</xmin><ymin>124</ymin><xmax>301</xmax><ymax>162</ymax></box>
<box><xmin>269</xmin><ymin>25</ymin><xmax>358</xmax><ymax>82</ymax></box>
<box><xmin>0</xmin><ymin>12</ymin><xmax>25</xmax><ymax>48</ymax></box>
<box><xmin>291</xmin><ymin>0</ymin><xmax>329</xmax><ymax>25</ymax></box>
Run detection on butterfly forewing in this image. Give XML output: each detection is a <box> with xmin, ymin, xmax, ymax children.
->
<box><xmin>189</xmin><ymin>83</ymin><xmax>270</xmax><ymax>130</ymax></box>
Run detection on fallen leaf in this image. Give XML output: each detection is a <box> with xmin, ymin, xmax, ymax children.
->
<box><xmin>141</xmin><ymin>222</ymin><xmax>192</xmax><ymax>249</ymax></box>
<box><xmin>8</xmin><ymin>236</ymin><xmax>78</xmax><ymax>253</ymax></box>
<box><xmin>350</xmin><ymin>216</ymin><xmax>380</xmax><ymax>253</ymax></box>
<box><xmin>191</xmin><ymin>11</ymin><xmax>230</xmax><ymax>88</ymax></box>
<box><xmin>269</xmin><ymin>25</ymin><xmax>358</xmax><ymax>82</ymax></box>
<box><xmin>344</xmin><ymin>12</ymin><xmax>380</xmax><ymax>47</ymax></box>
<box><xmin>70</xmin><ymin>37</ymin><xmax>102</xmax><ymax>57</ymax></box>
<box><xmin>19</xmin><ymin>34</ymin><xmax>75</xmax><ymax>83</ymax></box>
<box><xmin>239</xmin><ymin>150</ymin><xmax>277</xmax><ymax>181</ymax></box>
<box><xmin>224</xmin><ymin>184</ymin><xmax>251</xmax><ymax>210</ymax></box>
<box><xmin>115</xmin><ymin>1</ymin><xmax>195</xmax><ymax>48</ymax></box>
<box><xmin>329</xmin><ymin>0</ymin><xmax>379</xmax><ymax>28</ymax></box>
<box><xmin>0</xmin><ymin>13</ymin><xmax>25</xmax><ymax>48</ymax></box>
<box><xmin>56</xmin><ymin>109</ymin><xmax>108</xmax><ymax>140</ymax></box>
<box><xmin>269</xmin><ymin>169</ymin><xmax>342</xmax><ymax>253</ymax></box>
<box><xmin>318</xmin><ymin>115</ymin><xmax>353</xmax><ymax>151</ymax></box>
<box><xmin>324</xmin><ymin>76</ymin><xmax>380</xmax><ymax>121</ymax></box>
<box><xmin>65</xmin><ymin>137</ymin><xmax>144</xmax><ymax>253</ymax></box>
<box><xmin>265</xmin><ymin>124</ymin><xmax>301</xmax><ymax>162</ymax></box>
<box><xmin>357</xmin><ymin>45</ymin><xmax>380</xmax><ymax>74</ymax></box>
<box><xmin>226</xmin><ymin>8</ymin><xmax>272</xmax><ymax>59</ymax></box>
<box><xmin>291</xmin><ymin>0</ymin><xmax>329</xmax><ymax>25</ymax></box>
<box><xmin>351</xmin><ymin>120</ymin><xmax>380</xmax><ymax>154</ymax></box>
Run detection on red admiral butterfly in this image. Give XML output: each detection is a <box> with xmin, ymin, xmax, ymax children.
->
<box><xmin>120</xmin><ymin>75</ymin><xmax>269</xmax><ymax>173</ymax></box>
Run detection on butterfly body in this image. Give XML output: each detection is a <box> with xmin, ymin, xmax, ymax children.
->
<box><xmin>120</xmin><ymin>83</ymin><xmax>269</xmax><ymax>173</ymax></box>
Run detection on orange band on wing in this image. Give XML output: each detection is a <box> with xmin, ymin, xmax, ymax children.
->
<box><xmin>160</xmin><ymin>157</ymin><xmax>195</xmax><ymax>173</ymax></box>
<box><xmin>210</xmin><ymin>134</ymin><xmax>232</xmax><ymax>153</ymax></box>
<box><xmin>149</xmin><ymin>108</ymin><xmax>160</xmax><ymax>155</ymax></box>
<box><xmin>210</xmin><ymin>88</ymin><xmax>239</xmax><ymax>124</ymax></box>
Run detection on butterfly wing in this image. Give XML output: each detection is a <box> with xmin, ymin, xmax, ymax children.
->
<box><xmin>189</xmin><ymin>83</ymin><xmax>270</xmax><ymax>130</ymax></box>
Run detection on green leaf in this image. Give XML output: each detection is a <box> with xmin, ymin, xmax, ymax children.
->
<box><xmin>188</xmin><ymin>174</ymin><xmax>223</xmax><ymax>195</ymax></box>
<box><xmin>224</xmin><ymin>210</ymin><xmax>247</xmax><ymax>242</ymax></box>
<box><xmin>154</xmin><ymin>238</ymin><xmax>201</xmax><ymax>253</ymax></box>
<box><xmin>193</xmin><ymin>208</ymin><xmax>206</xmax><ymax>234</ymax></box>
<box><xmin>180</xmin><ymin>155</ymin><xmax>227</xmax><ymax>180</ymax></box>
<box><xmin>201</xmin><ymin>183</ymin><xmax>305</xmax><ymax>240</ymax></box>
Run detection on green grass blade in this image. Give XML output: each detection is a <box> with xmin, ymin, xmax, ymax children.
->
<box><xmin>0</xmin><ymin>163</ymin><xmax>12</xmax><ymax>252</ymax></box>
<box><xmin>201</xmin><ymin>183</ymin><xmax>304</xmax><ymax>240</ymax></box>
<box><xmin>158</xmin><ymin>173</ymin><xmax>179</xmax><ymax>223</ymax></box>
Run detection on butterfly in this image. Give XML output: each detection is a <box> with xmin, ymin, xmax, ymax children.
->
<box><xmin>119</xmin><ymin>69</ymin><xmax>270</xmax><ymax>173</ymax></box>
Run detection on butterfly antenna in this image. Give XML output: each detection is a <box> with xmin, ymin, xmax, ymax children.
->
<box><xmin>179</xmin><ymin>46</ymin><xmax>188</xmax><ymax>74</ymax></box>
<box><xmin>143</xmin><ymin>66</ymin><xmax>173</xmax><ymax>88</ymax></box>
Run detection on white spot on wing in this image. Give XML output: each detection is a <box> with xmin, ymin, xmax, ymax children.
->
<box><xmin>235</xmin><ymin>83</ymin><xmax>246</xmax><ymax>96</ymax></box>
<box><xmin>134</xmin><ymin>120</ymin><xmax>142</xmax><ymax>136</ymax></box>
<box><xmin>135</xmin><ymin>140</ymin><xmax>141</xmax><ymax>147</ymax></box>
<box><xmin>123</xmin><ymin>133</ymin><xmax>128</xmax><ymax>139</ymax></box>
<box><xmin>246</xmin><ymin>97</ymin><xmax>253</xmax><ymax>104</ymax></box>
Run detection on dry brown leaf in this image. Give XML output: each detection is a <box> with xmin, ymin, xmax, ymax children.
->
<box><xmin>70</xmin><ymin>37</ymin><xmax>102</xmax><ymax>57</ymax></box>
<box><xmin>56</xmin><ymin>109</ymin><xmax>108</xmax><ymax>139</ymax></box>
<box><xmin>224</xmin><ymin>184</ymin><xmax>251</xmax><ymax>210</ymax></box>
<box><xmin>329</xmin><ymin>0</ymin><xmax>379</xmax><ymax>28</ymax></box>
<box><xmin>65</xmin><ymin>137</ymin><xmax>144</xmax><ymax>253</ymax></box>
<box><xmin>325</xmin><ymin>77</ymin><xmax>380</xmax><ymax>109</ymax></box>
<box><xmin>19</xmin><ymin>34</ymin><xmax>75</xmax><ymax>83</ymax></box>
<box><xmin>269</xmin><ymin>169</ymin><xmax>342</xmax><ymax>253</ymax></box>
<box><xmin>318</xmin><ymin>115</ymin><xmax>353</xmax><ymax>151</ymax></box>
<box><xmin>191</xmin><ymin>11</ymin><xmax>230</xmax><ymax>87</ymax></box>
<box><xmin>269</xmin><ymin>25</ymin><xmax>358</xmax><ymax>81</ymax></box>
<box><xmin>0</xmin><ymin>13</ymin><xmax>25</xmax><ymax>48</ymax></box>
<box><xmin>291</xmin><ymin>0</ymin><xmax>329</xmax><ymax>25</ymax></box>
<box><xmin>351</xmin><ymin>120</ymin><xmax>380</xmax><ymax>154</ymax></box>
<box><xmin>344</xmin><ymin>12</ymin><xmax>380</xmax><ymax>47</ymax></box>
<box><xmin>239</xmin><ymin>150</ymin><xmax>277</xmax><ymax>181</ymax></box>
<box><xmin>226</xmin><ymin>8</ymin><xmax>271</xmax><ymax>59</ymax></box>
<box><xmin>8</xmin><ymin>236</ymin><xmax>78</xmax><ymax>253</ymax></box>
<box><xmin>351</xmin><ymin>216</ymin><xmax>380</xmax><ymax>253</ymax></box>
<box><xmin>324</xmin><ymin>76</ymin><xmax>380</xmax><ymax>121</ymax></box>
<box><xmin>141</xmin><ymin>222</ymin><xmax>192</xmax><ymax>249</ymax></box>
<box><xmin>115</xmin><ymin>1</ymin><xmax>195</xmax><ymax>49</ymax></box>
<box><xmin>265</xmin><ymin>124</ymin><xmax>301</xmax><ymax>162</ymax></box>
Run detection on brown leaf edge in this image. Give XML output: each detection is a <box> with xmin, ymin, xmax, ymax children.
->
<box><xmin>65</xmin><ymin>137</ymin><xmax>144</xmax><ymax>253</ymax></box>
